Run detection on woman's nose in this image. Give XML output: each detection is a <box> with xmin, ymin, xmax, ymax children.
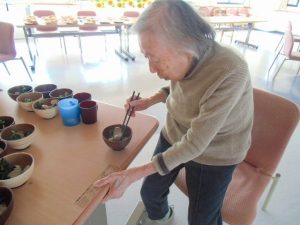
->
<box><xmin>149</xmin><ymin>61</ymin><xmax>157</xmax><ymax>73</ymax></box>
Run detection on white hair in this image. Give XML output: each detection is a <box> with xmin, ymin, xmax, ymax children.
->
<box><xmin>132</xmin><ymin>0</ymin><xmax>216</xmax><ymax>59</ymax></box>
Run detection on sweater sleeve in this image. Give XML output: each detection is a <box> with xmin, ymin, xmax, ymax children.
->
<box><xmin>153</xmin><ymin>71</ymin><xmax>251</xmax><ymax>175</ymax></box>
<box><xmin>160</xmin><ymin>86</ymin><xmax>170</xmax><ymax>98</ymax></box>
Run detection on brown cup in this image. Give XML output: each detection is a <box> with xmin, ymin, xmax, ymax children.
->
<box><xmin>79</xmin><ymin>100</ymin><xmax>98</xmax><ymax>124</ymax></box>
<box><xmin>73</xmin><ymin>92</ymin><xmax>92</xmax><ymax>103</ymax></box>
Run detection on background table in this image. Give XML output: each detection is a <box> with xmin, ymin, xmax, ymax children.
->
<box><xmin>206</xmin><ymin>16</ymin><xmax>267</xmax><ymax>49</ymax></box>
<box><xmin>0</xmin><ymin>92</ymin><xmax>158</xmax><ymax>225</ymax></box>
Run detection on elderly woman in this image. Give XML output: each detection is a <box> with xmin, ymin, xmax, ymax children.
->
<box><xmin>94</xmin><ymin>0</ymin><xmax>253</xmax><ymax>225</ymax></box>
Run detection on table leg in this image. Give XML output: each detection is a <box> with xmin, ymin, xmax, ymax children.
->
<box><xmin>23</xmin><ymin>27</ymin><xmax>36</xmax><ymax>71</ymax></box>
<box><xmin>114</xmin><ymin>26</ymin><xmax>135</xmax><ymax>61</ymax></box>
<box><xmin>114</xmin><ymin>26</ymin><xmax>129</xmax><ymax>61</ymax></box>
<box><xmin>234</xmin><ymin>22</ymin><xmax>258</xmax><ymax>49</ymax></box>
<box><xmin>126</xmin><ymin>201</ymin><xmax>145</xmax><ymax>225</ymax></box>
<box><xmin>84</xmin><ymin>203</ymin><xmax>108</xmax><ymax>225</ymax></box>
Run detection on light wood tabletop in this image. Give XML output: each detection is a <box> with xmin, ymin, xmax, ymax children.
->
<box><xmin>0</xmin><ymin>92</ymin><xmax>158</xmax><ymax>225</ymax></box>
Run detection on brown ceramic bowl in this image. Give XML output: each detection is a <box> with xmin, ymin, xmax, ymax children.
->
<box><xmin>16</xmin><ymin>92</ymin><xmax>43</xmax><ymax>112</ymax></box>
<box><xmin>0</xmin><ymin>123</ymin><xmax>35</xmax><ymax>150</ymax></box>
<box><xmin>102</xmin><ymin>124</ymin><xmax>132</xmax><ymax>151</ymax></box>
<box><xmin>0</xmin><ymin>116</ymin><xmax>15</xmax><ymax>133</ymax></box>
<box><xmin>34</xmin><ymin>84</ymin><xmax>57</xmax><ymax>98</ymax></box>
<box><xmin>49</xmin><ymin>88</ymin><xmax>73</xmax><ymax>100</ymax></box>
<box><xmin>0</xmin><ymin>140</ymin><xmax>7</xmax><ymax>158</ymax></box>
<box><xmin>0</xmin><ymin>187</ymin><xmax>14</xmax><ymax>225</ymax></box>
<box><xmin>7</xmin><ymin>85</ymin><xmax>33</xmax><ymax>101</ymax></box>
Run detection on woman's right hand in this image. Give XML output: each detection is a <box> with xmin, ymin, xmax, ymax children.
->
<box><xmin>124</xmin><ymin>96</ymin><xmax>151</xmax><ymax>117</ymax></box>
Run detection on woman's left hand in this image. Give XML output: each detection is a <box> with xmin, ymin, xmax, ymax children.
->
<box><xmin>94</xmin><ymin>162</ymin><xmax>156</xmax><ymax>203</ymax></box>
<box><xmin>94</xmin><ymin>169</ymin><xmax>132</xmax><ymax>203</ymax></box>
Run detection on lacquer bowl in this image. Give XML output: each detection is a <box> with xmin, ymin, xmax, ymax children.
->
<box><xmin>0</xmin><ymin>187</ymin><xmax>14</xmax><ymax>225</ymax></box>
<box><xmin>102</xmin><ymin>124</ymin><xmax>132</xmax><ymax>151</ymax></box>
<box><xmin>0</xmin><ymin>116</ymin><xmax>15</xmax><ymax>133</ymax></box>
<box><xmin>7</xmin><ymin>85</ymin><xmax>33</xmax><ymax>101</ymax></box>
<box><xmin>34</xmin><ymin>83</ymin><xmax>57</xmax><ymax>98</ymax></box>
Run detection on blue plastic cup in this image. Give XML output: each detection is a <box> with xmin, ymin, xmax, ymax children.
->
<box><xmin>58</xmin><ymin>98</ymin><xmax>80</xmax><ymax>126</ymax></box>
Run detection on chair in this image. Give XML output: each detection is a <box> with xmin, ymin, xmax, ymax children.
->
<box><xmin>274</xmin><ymin>20</ymin><xmax>300</xmax><ymax>54</ymax></box>
<box><xmin>226</xmin><ymin>7</ymin><xmax>238</xmax><ymax>16</ymax></box>
<box><xmin>123</xmin><ymin>11</ymin><xmax>140</xmax><ymax>56</ymax></box>
<box><xmin>268</xmin><ymin>28</ymin><xmax>300</xmax><ymax>81</ymax></box>
<box><xmin>175</xmin><ymin>88</ymin><xmax>299</xmax><ymax>225</ymax></box>
<box><xmin>77</xmin><ymin>10</ymin><xmax>105</xmax><ymax>61</ymax></box>
<box><xmin>33</xmin><ymin>10</ymin><xmax>66</xmax><ymax>55</ymax></box>
<box><xmin>198</xmin><ymin>6</ymin><xmax>211</xmax><ymax>17</ymax></box>
<box><xmin>238</xmin><ymin>7</ymin><xmax>250</xmax><ymax>17</ymax></box>
<box><xmin>0</xmin><ymin>21</ymin><xmax>32</xmax><ymax>81</ymax></box>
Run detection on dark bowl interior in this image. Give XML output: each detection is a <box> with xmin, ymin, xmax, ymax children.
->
<box><xmin>34</xmin><ymin>84</ymin><xmax>57</xmax><ymax>98</ymax></box>
<box><xmin>0</xmin><ymin>116</ymin><xmax>15</xmax><ymax>133</ymax></box>
<box><xmin>0</xmin><ymin>140</ymin><xmax>7</xmax><ymax>158</ymax></box>
<box><xmin>102</xmin><ymin>124</ymin><xmax>132</xmax><ymax>151</ymax></box>
<box><xmin>0</xmin><ymin>187</ymin><xmax>14</xmax><ymax>225</ymax></box>
<box><xmin>49</xmin><ymin>88</ymin><xmax>73</xmax><ymax>100</ymax></box>
<box><xmin>0</xmin><ymin>123</ymin><xmax>35</xmax><ymax>142</ymax></box>
<box><xmin>7</xmin><ymin>85</ymin><xmax>33</xmax><ymax>101</ymax></box>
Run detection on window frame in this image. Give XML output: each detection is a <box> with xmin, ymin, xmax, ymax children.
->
<box><xmin>287</xmin><ymin>0</ymin><xmax>299</xmax><ymax>7</ymax></box>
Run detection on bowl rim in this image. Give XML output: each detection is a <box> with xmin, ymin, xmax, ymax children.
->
<box><xmin>102</xmin><ymin>124</ymin><xmax>132</xmax><ymax>143</ymax></box>
<box><xmin>0</xmin><ymin>186</ymin><xmax>14</xmax><ymax>207</ymax></box>
<box><xmin>16</xmin><ymin>92</ymin><xmax>43</xmax><ymax>103</ymax></box>
<box><xmin>7</xmin><ymin>85</ymin><xmax>33</xmax><ymax>94</ymax></box>
<box><xmin>0</xmin><ymin>116</ymin><xmax>15</xmax><ymax>130</ymax></box>
<box><xmin>0</xmin><ymin>152</ymin><xmax>34</xmax><ymax>183</ymax></box>
<box><xmin>0</xmin><ymin>140</ymin><xmax>8</xmax><ymax>156</ymax></box>
<box><xmin>34</xmin><ymin>83</ymin><xmax>57</xmax><ymax>92</ymax></box>
<box><xmin>0</xmin><ymin>123</ymin><xmax>35</xmax><ymax>143</ymax></box>
<box><xmin>32</xmin><ymin>98</ymin><xmax>58</xmax><ymax>111</ymax></box>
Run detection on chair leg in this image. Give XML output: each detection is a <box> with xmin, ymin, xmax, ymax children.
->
<box><xmin>272</xmin><ymin>59</ymin><xmax>286</xmax><ymax>81</ymax></box>
<box><xmin>274</xmin><ymin>35</ymin><xmax>283</xmax><ymax>53</ymax></box>
<box><xmin>78</xmin><ymin>36</ymin><xmax>84</xmax><ymax>63</ymax></box>
<box><xmin>220</xmin><ymin>30</ymin><xmax>224</xmax><ymax>42</ymax></box>
<box><xmin>230</xmin><ymin>31</ymin><xmax>234</xmax><ymax>43</ymax></box>
<box><xmin>262</xmin><ymin>173</ymin><xmax>281</xmax><ymax>211</ymax></box>
<box><xmin>20</xmin><ymin>57</ymin><xmax>33</xmax><ymax>82</ymax></box>
<box><xmin>62</xmin><ymin>36</ymin><xmax>67</xmax><ymax>55</ymax></box>
<box><xmin>2</xmin><ymin>62</ymin><xmax>11</xmax><ymax>75</ymax></box>
<box><xmin>268</xmin><ymin>50</ymin><xmax>282</xmax><ymax>76</ymax></box>
<box><xmin>34</xmin><ymin>38</ymin><xmax>39</xmax><ymax>57</ymax></box>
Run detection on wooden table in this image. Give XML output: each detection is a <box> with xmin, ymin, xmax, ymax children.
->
<box><xmin>0</xmin><ymin>92</ymin><xmax>158</xmax><ymax>225</ymax></box>
<box><xmin>206</xmin><ymin>16</ymin><xmax>267</xmax><ymax>49</ymax></box>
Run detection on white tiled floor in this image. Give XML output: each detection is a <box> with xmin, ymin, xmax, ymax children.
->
<box><xmin>1</xmin><ymin>25</ymin><xmax>300</xmax><ymax>225</ymax></box>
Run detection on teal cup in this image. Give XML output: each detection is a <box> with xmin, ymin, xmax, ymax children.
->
<box><xmin>58</xmin><ymin>98</ymin><xmax>80</xmax><ymax>126</ymax></box>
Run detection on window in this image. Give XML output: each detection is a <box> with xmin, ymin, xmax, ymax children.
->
<box><xmin>287</xmin><ymin>0</ymin><xmax>299</xmax><ymax>7</ymax></box>
<box><xmin>217</xmin><ymin>0</ymin><xmax>245</xmax><ymax>4</ymax></box>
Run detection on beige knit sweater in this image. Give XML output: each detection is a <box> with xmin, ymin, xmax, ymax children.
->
<box><xmin>152</xmin><ymin>42</ymin><xmax>254</xmax><ymax>175</ymax></box>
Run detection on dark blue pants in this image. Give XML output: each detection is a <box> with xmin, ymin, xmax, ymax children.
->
<box><xmin>140</xmin><ymin>133</ymin><xmax>236</xmax><ymax>225</ymax></box>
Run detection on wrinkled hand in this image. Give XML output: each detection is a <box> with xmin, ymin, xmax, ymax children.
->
<box><xmin>94</xmin><ymin>170</ymin><xmax>133</xmax><ymax>203</ymax></box>
<box><xmin>124</xmin><ymin>96</ymin><xmax>151</xmax><ymax>117</ymax></box>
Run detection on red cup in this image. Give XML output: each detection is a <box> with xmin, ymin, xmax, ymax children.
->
<box><xmin>79</xmin><ymin>100</ymin><xmax>98</xmax><ymax>124</ymax></box>
<box><xmin>73</xmin><ymin>92</ymin><xmax>92</xmax><ymax>103</ymax></box>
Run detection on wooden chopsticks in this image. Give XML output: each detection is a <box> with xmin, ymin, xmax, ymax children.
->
<box><xmin>121</xmin><ymin>91</ymin><xmax>140</xmax><ymax>138</ymax></box>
